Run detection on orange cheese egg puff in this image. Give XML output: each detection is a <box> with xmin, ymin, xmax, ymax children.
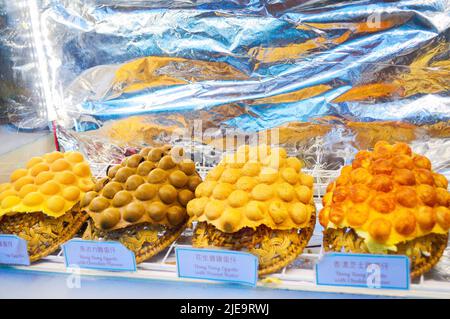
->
<box><xmin>319</xmin><ymin>141</ymin><xmax>450</xmax><ymax>248</ymax></box>
<box><xmin>0</xmin><ymin>151</ymin><xmax>94</xmax><ymax>218</ymax></box>
<box><xmin>80</xmin><ymin>146</ymin><xmax>200</xmax><ymax>231</ymax></box>
<box><xmin>187</xmin><ymin>144</ymin><xmax>315</xmax><ymax>233</ymax></box>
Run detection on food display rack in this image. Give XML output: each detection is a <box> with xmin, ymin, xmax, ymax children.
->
<box><xmin>1</xmin><ymin>162</ymin><xmax>449</xmax><ymax>298</ymax></box>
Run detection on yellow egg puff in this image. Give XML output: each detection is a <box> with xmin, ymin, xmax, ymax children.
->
<box><xmin>10</xmin><ymin>168</ymin><xmax>29</xmax><ymax>182</ymax></box>
<box><xmin>0</xmin><ymin>183</ymin><xmax>12</xmax><ymax>193</ymax></box>
<box><xmin>0</xmin><ymin>151</ymin><xmax>93</xmax><ymax>217</ymax></box>
<box><xmin>187</xmin><ymin>145</ymin><xmax>315</xmax><ymax>233</ymax></box>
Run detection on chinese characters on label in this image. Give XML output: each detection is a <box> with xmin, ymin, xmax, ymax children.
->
<box><xmin>316</xmin><ymin>253</ymin><xmax>410</xmax><ymax>290</ymax></box>
<box><xmin>0</xmin><ymin>235</ymin><xmax>30</xmax><ymax>266</ymax></box>
<box><xmin>62</xmin><ymin>239</ymin><xmax>136</xmax><ymax>272</ymax></box>
<box><xmin>176</xmin><ymin>247</ymin><xmax>258</xmax><ymax>286</ymax></box>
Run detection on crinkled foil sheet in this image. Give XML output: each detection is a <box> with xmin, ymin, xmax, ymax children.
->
<box><xmin>2</xmin><ymin>0</ymin><xmax>450</xmax><ymax>280</ymax></box>
<box><xmin>0</xmin><ymin>0</ymin><xmax>48</xmax><ymax>129</ymax></box>
<box><xmin>27</xmin><ymin>0</ymin><xmax>447</xmax><ymax>171</ymax></box>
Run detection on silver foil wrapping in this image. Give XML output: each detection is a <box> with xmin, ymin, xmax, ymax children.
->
<box><xmin>21</xmin><ymin>0</ymin><xmax>446</xmax><ymax>171</ymax></box>
<box><xmin>0</xmin><ymin>0</ymin><xmax>49</xmax><ymax>129</ymax></box>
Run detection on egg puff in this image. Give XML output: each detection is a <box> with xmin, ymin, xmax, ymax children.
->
<box><xmin>81</xmin><ymin>145</ymin><xmax>202</xmax><ymax>264</ymax></box>
<box><xmin>189</xmin><ymin>144</ymin><xmax>316</xmax><ymax>276</ymax></box>
<box><xmin>81</xmin><ymin>147</ymin><xmax>200</xmax><ymax>231</ymax></box>
<box><xmin>0</xmin><ymin>151</ymin><xmax>93</xmax><ymax>262</ymax></box>
<box><xmin>0</xmin><ymin>151</ymin><xmax>94</xmax><ymax>218</ymax></box>
<box><xmin>319</xmin><ymin>141</ymin><xmax>449</xmax><ymax>248</ymax></box>
<box><xmin>319</xmin><ymin>141</ymin><xmax>449</xmax><ymax>278</ymax></box>
<box><xmin>188</xmin><ymin>144</ymin><xmax>315</xmax><ymax>233</ymax></box>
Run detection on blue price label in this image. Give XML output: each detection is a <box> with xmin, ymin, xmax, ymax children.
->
<box><xmin>316</xmin><ymin>252</ymin><xmax>410</xmax><ymax>290</ymax></box>
<box><xmin>62</xmin><ymin>239</ymin><xmax>136</xmax><ymax>272</ymax></box>
<box><xmin>176</xmin><ymin>247</ymin><xmax>258</xmax><ymax>286</ymax></box>
<box><xmin>0</xmin><ymin>234</ymin><xmax>30</xmax><ymax>266</ymax></box>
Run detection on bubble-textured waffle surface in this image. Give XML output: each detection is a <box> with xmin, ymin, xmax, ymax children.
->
<box><xmin>81</xmin><ymin>146</ymin><xmax>200</xmax><ymax>231</ymax></box>
<box><xmin>187</xmin><ymin>145</ymin><xmax>315</xmax><ymax>233</ymax></box>
<box><xmin>319</xmin><ymin>141</ymin><xmax>450</xmax><ymax>248</ymax></box>
<box><xmin>0</xmin><ymin>151</ymin><xmax>94</xmax><ymax>218</ymax></box>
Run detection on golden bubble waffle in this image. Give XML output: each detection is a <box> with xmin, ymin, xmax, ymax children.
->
<box><xmin>0</xmin><ymin>151</ymin><xmax>93</xmax><ymax>262</ymax></box>
<box><xmin>188</xmin><ymin>145</ymin><xmax>316</xmax><ymax>276</ymax></box>
<box><xmin>319</xmin><ymin>141</ymin><xmax>450</xmax><ymax>278</ymax></box>
<box><xmin>81</xmin><ymin>145</ymin><xmax>201</xmax><ymax>263</ymax></box>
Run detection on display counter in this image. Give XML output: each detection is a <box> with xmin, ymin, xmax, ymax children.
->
<box><xmin>1</xmin><ymin>130</ymin><xmax>448</xmax><ymax>299</ymax></box>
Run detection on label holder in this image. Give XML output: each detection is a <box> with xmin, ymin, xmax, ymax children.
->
<box><xmin>176</xmin><ymin>247</ymin><xmax>258</xmax><ymax>287</ymax></box>
<box><xmin>0</xmin><ymin>234</ymin><xmax>30</xmax><ymax>266</ymax></box>
<box><xmin>62</xmin><ymin>239</ymin><xmax>137</xmax><ymax>272</ymax></box>
<box><xmin>315</xmin><ymin>252</ymin><xmax>410</xmax><ymax>290</ymax></box>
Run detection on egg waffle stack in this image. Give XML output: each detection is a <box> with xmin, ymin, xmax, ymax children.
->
<box><xmin>319</xmin><ymin>141</ymin><xmax>450</xmax><ymax>278</ymax></box>
<box><xmin>188</xmin><ymin>145</ymin><xmax>316</xmax><ymax>276</ymax></box>
<box><xmin>81</xmin><ymin>145</ymin><xmax>202</xmax><ymax>263</ymax></box>
<box><xmin>0</xmin><ymin>151</ymin><xmax>94</xmax><ymax>262</ymax></box>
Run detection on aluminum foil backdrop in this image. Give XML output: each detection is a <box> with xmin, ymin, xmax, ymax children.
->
<box><xmin>0</xmin><ymin>0</ymin><xmax>49</xmax><ymax>129</ymax></box>
<box><xmin>2</xmin><ymin>0</ymin><xmax>450</xmax><ymax>172</ymax></box>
